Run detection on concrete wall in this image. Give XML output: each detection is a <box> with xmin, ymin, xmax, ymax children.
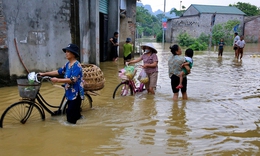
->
<box><xmin>166</xmin><ymin>13</ymin><xmax>244</xmax><ymax>43</ymax></box>
<box><xmin>79</xmin><ymin>0</ymin><xmax>91</xmax><ymax>65</ymax></box>
<box><xmin>244</xmin><ymin>17</ymin><xmax>260</xmax><ymax>43</ymax></box>
<box><xmin>119</xmin><ymin>0</ymin><xmax>136</xmax><ymax>58</ymax></box>
<box><xmin>2</xmin><ymin>0</ymin><xmax>71</xmax><ymax>76</ymax></box>
<box><xmin>0</xmin><ymin>0</ymin><xmax>134</xmax><ymax>77</ymax></box>
<box><xmin>89</xmin><ymin>0</ymin><xmax>99</xmax><ymax>65</ymax></box>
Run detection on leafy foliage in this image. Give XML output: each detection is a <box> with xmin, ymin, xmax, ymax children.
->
<box><xmin>177</xmin><ymin>32</ymin><xmax>195</xmax><ymax>47</ymax></box>
<box><xmin>156</xmin><ymin>31</ymin><xmax>163</xmax><ymax>42</ymax></box>
<box><xmin>136</xmin><ymin>6</ymin><xmax>161</xmax><ymax>37</ymax></box>
<box><xmin>170</xmin><ymin>8</ymin><xmax>185</xmax><ymax>16</ymax></box>
<box><xmin>136</xmin><ymin>6</ymin><xmax>185</xmax><ymax>42</ymax></box>
<box><xmin>189</xmin><ymin>41</ymin><xmax>208</xmax><ymax>51</ymax></box>
<box><xmin>229</xmin><ymin>2</ymin><xmax>260</xmax><ymax>16</ymax></box>
<box><xmin>177</xmin><ymin>32</ymin><xmax>208</xmax><ymax>51</ymax></box>
<box><xmin>197</xmin><ymin>33</ymin><xmax>209</xmax><ymax>44</ymax></box>
<box><xmin>212</xmin><ymin>20</ymin><xmax>240</xmax><ymax>45</ymax></box>
<box><xmin>176</xmin><ymin>19</ymin><xmax>241</xmax><ymax>51</ymax></box>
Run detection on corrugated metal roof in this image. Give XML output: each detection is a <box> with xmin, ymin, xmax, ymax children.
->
<box><xmin>191</xmin><ymin>4</ymin><xmax>245</xmax><ymax>15</ymax></box>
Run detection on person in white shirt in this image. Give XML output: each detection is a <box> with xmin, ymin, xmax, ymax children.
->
<box><xmin>235</xmin><ymin>35</ymin><xmax>246</xmax><ymax>60</ymax></box>
<box><xmin>233</xmin><ymin>32</ymin><xmax>240</xmax><ymax>59</ymax></box>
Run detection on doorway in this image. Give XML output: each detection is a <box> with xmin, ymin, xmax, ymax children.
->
<box><xmin>99</xmin><ymin>13</ymin><xmax>108</xmax><ymax>62</ymax></box>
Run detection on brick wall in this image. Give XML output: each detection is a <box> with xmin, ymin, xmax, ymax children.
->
<box><xmin>244</xmin><ymin>17</ymin><xmax>260</xmax><ymax>43</ymax></box>
<box><xmin>166</xmin><ymin>14</ymin><xmax>244</xmax><ymax>43</ymax></box>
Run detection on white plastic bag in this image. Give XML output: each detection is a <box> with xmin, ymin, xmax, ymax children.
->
<box><xmin>138</xmin><ymin>69</ymin><xmax>149</xmax><ymax>83</ymax></box>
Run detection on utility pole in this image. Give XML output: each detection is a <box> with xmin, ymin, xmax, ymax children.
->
<box><xmin>162</xmin><ymin>0</ymin><xmax>166</xmax><ymax>47</ymax></box>
<box><xmin>208</xmin><ymin>13</ymin><xmax>216</xmax><ymax>52</ymax></box>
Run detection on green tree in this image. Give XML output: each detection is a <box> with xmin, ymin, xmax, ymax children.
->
<box><xmin>197</xmin><ymin>33</ymin><xmax>209</xmax><ymax>44</ymax></box>
<box><xmin>176</xmin><ymin>32</ymin><xmax>195</xmax><ymax>47</ymax></box>
<box><xmin>176</xmin><ymin>32</ymin><xmax>208</xmax><ymax>51</ymax></box>
<box><xmin>156</xmin><ymin>31</ymin><xmax>163</xmax><ymax>42</ymax></box>
<box><xmin>136</xmin><ymin>6</ymin><xmax>161</xmax><ymax>38</ymax></box>
<box><xmin>170</xmin><ymin>8</ymin><xmax>185</xmax><ymax>16</ymax></box>
<box><xmin>212</xmin><ymin>20</ymin><xmax>240</xmax><ymax>45</ymax></box>
<box><xmin>189</xmin><ymin>41</ymin><xmax>207</xmax><ymax>51</ymax></box>
<box><xmin>229</xmin><ymin>2</ymin><xmax>260</xmax><ymax>16</ymax></box>
<box><xmin>212</xmin><ymin>24</ymin><xmax>225</xmax><ymax>45</ymax></box>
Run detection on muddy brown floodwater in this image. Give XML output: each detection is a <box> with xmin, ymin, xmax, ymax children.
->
<box><xmin>0</xmin><ymin>42</ymin><xmax>260</xmax><ymax>155</ymax></box>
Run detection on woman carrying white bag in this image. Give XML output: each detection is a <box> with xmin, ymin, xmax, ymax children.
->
<box><xmin>126</xmin><ymin>43</ymin><xmax>158</xmax><ymax>94</ymax></box>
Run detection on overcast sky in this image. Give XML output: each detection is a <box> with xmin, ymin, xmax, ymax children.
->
<box><xmin>138</xmin><ymin>0</ymin><xmax>260</xmax><ymax>12</ymax></box>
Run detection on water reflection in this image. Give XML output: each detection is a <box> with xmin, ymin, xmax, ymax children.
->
<box><xmin>165</xmin><ymin>101</ymin><xmax>190</xmax><ymax>155</ymax></box>
<box><xmin>0</xmin><ymin>42</ymin><xmax>260</xmax><ymax>155</ymax></box>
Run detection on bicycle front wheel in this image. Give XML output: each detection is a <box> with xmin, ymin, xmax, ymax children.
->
<box><xmin>0</xmin><ymin>101</ymin><xmax>45</xmax><ymax>128</ymax></box>
<box><xmin>112</xmin><ymin>82</ymin><xmax>133</xmax><ymax>99</ymax></box>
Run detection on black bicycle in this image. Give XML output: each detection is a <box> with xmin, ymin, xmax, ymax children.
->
<box><xmin>0</xmin><ymin>73</ymin><xmax>93</xmax><ymax>128</ymax></box>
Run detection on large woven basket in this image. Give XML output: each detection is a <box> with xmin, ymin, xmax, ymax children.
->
<box><xmin>82</xmin><ymin>64</ymin><xmax>105</xmax><ymax>91</ymax></box>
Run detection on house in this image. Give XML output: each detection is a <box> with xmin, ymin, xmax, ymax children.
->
<box><xmin>0</xmin><ymin>0</ymin><xmax>138</xmax><ymax>78</ymax></box>
<box><xmin>244</xmin><ymin>15</ymin><xmax>260</xmax><ymax>43</ymax></box>
<box><xmin>165</xmin><ymin>4</ymin><xmax>245</xmax><ymax>43</ymax></box>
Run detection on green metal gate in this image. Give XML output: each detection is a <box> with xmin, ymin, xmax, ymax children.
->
<box><xmin>99</xmin><ymin>0</ymin><xmax>108</xmax><ymax>14</ymax></box>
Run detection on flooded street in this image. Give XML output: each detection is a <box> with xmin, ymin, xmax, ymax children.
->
<box><xmin>1</xmin><ymin>42</ymin><xmax>260</xmax><ymax>155</ymax></box>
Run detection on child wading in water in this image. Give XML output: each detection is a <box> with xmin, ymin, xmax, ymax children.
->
<box><xmin>123</xmin><ymin>38</ymin><xmax>133</xmax><ymax>65</ymax></box>
<box><xmin>176</xmin><ymin>48</ymin><xmax>194</xmax><ymax>89</ymax></box>
<box><xmin>218</xmin><ymin>38</ymin><xmax>225</xmax><ymax>57</ymax></box>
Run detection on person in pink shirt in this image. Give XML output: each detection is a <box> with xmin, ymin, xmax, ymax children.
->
<box><xmin>126</xmin><ymin>43</ymin><xmax>158</xmax><ymax>94</ymax></box>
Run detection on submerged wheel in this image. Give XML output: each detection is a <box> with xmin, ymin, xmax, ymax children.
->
<box><xmin>63</xmin><ymin>94</ymin><xmax>93</xmax><ymax>114</ymax></box>
<box><xmin>81</xmin><ymin>94</ymin><xmax>92</xmax><ymax>111</ymax></box>
<box><xmin>112</xmin><ymin>82</ymin><xmax>133</xmax><ymax>99</ymax></box>
<box><xmin>0</xmin><ymin>101</ymin><xmax>45</xmax><ymax>128</ymax></box>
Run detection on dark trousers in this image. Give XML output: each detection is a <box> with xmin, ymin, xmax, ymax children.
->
<box><xmin>171</xmin><ymin>74</ymin><xmax>187</xmax><ymax>93</ymax></box>
<box><xmin>112</xmin><ymin>47</ymin><xmax>118</xmax><ymax>59</ymax></box>
<box><xmin>66</xmin><ymin>95</ymin><xmax>82</xmax><ymax>124</ymax></box>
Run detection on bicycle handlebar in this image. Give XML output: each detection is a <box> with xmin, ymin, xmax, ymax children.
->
<box><xmin>35</xmin><ymin>73</ymin><xmax>52</xmax><ymax>84</ymax></box>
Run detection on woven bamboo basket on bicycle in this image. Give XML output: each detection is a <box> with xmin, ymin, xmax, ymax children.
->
<box><xmin>17</xmin><ymin>79</ymin><xmax>40</xmax><ymax>99</ymax></box>
<box><xmin>82</xmin><ymin>64</ymin><xmax>105</xmax><ymax>91</ymax></box>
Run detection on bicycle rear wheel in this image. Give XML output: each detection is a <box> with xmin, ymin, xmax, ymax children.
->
<box><xmin>62</xmin><ymin>94</ymin><xmax>92</xmax><ymax>114</ymax></box>
<box><xmin>112</xmin><ymin>82</ymin><xmax>133</xmax><ymax>99</ymax></box>
<box><xmin>81</xmin><ymin>94</ymin><xmax>92</xmax><ymax>111</ymax></box>
<box><xmin>0</xmin><ymin>101</ymin><xmax>45</xmax><ymax>128</ymax></box>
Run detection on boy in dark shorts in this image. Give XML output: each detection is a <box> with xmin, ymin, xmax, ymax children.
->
<box><xmin>218</xmin><ymin>38</ymin><xmax>225</xmax><ymax>57</ymax></box>
<box><xmin>123</xmin><ymin>38</ymin><xmax>133</xmax><ymax>65</ymax></box>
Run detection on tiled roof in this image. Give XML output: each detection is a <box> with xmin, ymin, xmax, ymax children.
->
<box><xmin>190</xmin><ymin>4</ymin><xmax>245</xmax><ymax>15</ymax></box>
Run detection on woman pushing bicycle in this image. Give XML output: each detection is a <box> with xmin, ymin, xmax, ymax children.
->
<box><xmin>39</xmin><ymin>44</ymin><xmax>84</xmax><ymax>124</ymax></box>
<box><xmin>126</xmin><ymin>43</ymin><xmax>158</xmax><ymax>94</ymax></box>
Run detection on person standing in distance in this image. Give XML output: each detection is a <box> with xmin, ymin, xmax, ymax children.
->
<box><xmin>235</xmin><ymin>35</ymin><xmax>246</xmax><ymax>60</ymax></box>
<box><xmin>233</xmin><ymin>32</ymin><xmax>240</xmax><ymax>59</ymax></box>
<box><xmin>218</xmin><ymin>38</ymin><xmax>225</xmax><ymax>57</ymax></box>
<box><xmin>110</xmin><ymin>32</ymin><xmax>119</xmax><ymax>61</ymax></box>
